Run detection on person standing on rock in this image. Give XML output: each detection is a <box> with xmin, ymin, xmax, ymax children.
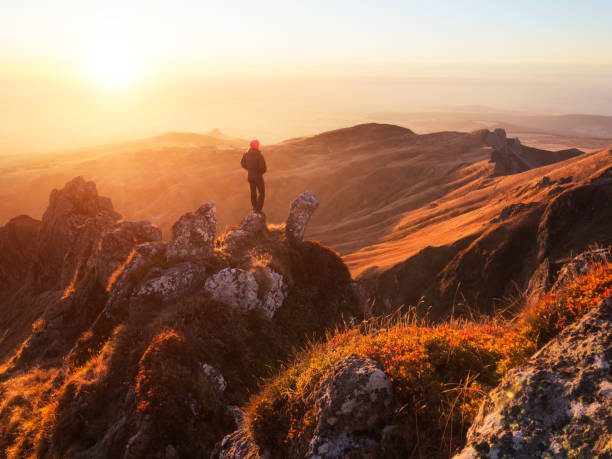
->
<box><xmin>241</xmin><ymin>139</ymin><xmax>267</xmax><ymax>213</ymax></box>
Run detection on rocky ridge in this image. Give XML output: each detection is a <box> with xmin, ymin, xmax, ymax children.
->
<box><xmin>0</xmin><ymin>177</ymin><xmax>360</xmax><ymax>458</ymax></box>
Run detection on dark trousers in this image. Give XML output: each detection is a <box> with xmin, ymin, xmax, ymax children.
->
<box><xmin>249</xmin><ymin>179</ymin><xmax>265</xmax><ymax>212</ymax></box>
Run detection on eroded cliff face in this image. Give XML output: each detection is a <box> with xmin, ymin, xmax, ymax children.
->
<box><xmin>0</xmin><ymin>178</ymin><xmax>360</xmax><ymax>458</ymax></box>
<box><xmin>455</xmin><ymin>297</ymin><xmax>612</xmax><ymax>459</ymax></box>
<box><xmin>362</xmin><ymin>164</ymin><xmax>612</xmax><ymax>319</ymax></box>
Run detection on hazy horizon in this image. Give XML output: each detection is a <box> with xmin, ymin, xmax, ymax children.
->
<box><xmin>2</xmin><ymin>1</ymin><xmax>612</xmax><ymax>154</ymax></box>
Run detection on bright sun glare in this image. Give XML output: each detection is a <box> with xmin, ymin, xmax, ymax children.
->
<box><xmin>83</xmin><ymin>42</ymin><xmax>144</xmax><ymax>88</ymax></box>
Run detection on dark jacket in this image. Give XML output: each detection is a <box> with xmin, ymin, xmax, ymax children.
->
<box><xmin>241</xmin><ymin>148</ymin><xmax>267</xmax><ymax>182</ymax></box>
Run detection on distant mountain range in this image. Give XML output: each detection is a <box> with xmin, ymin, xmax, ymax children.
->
<box><xmin>369</xmin><ymin>110</ymin><xmax>612</xmax><ymax>140</ymax></box>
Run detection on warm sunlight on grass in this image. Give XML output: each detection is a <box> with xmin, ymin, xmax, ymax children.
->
<box><xmin>245</xmin><ymin>262</ymin><xmax>612</xmax><ymax>457</ymax></box>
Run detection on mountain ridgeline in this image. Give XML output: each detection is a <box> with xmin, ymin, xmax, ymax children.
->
<box><xmin>0</xmin><ymin>123</ymin><xmax>611</xmax><ymax>458</ymax></box>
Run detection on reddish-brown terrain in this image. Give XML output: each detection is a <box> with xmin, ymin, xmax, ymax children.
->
<box><xmin>1</xmin><ymin>123</ymin><xmax>611</xmax><ymax>458</ymax></box>
<box><xmin>0</xmin><ymin>123</ymin><xmax>597</xmax><ymax>268</ymax></box>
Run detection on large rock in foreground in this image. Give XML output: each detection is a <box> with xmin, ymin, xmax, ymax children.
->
<box><xmin>286</xmin><ymin>191</ymin><xmax>319</xmax><ymax>242</ymax></box>
<box><xmin>455</xmin><ymin>297</ymin><xmax>612</xmax><ymax>459</ymax></box>
<box><xmin>167</xmin><ymin>203</ymin><xmax>216</xmax><ymax>264</ymax></box>
<box><xmin>309</xmin><ymin>354</ymin><xmax>395</xmax><ymax>458</ymax></box>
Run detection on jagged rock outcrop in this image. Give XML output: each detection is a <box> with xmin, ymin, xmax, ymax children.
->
<box><xmin>14</xmin><ymin>218</ymin><xmax>163</xmax><ymax>366</ymax></box>
<box><xmin>286</xmin><ymin>191</ymin><xmax>320</xmax><ymax>242</ymax></box>
<box><xmin>455</xmin><ymin>297</ymin><xmax>612</xmax><ymax>459</ymax></box>
<box><xmin>484</xmin><ymin>129</ymin><xmax>581</xmax><ymax>177</ymax></box>
<box><xmin>308</xmin><ymin>354</ymin><xmax>395</xmax><ymax>458</ymax></box>
<box><xmin>0</xmin><ymin>176</ymin><xmax>361</xmax><ymax>458</ymax></box>
<box><xmin>166</xmin><ymin>203</ymin><xmax>216</xmax><ymax>264</ymax></box>
<box><xmin>31</xmin><ymin>176</ymin><xmax>122</xmax><ymax>290</ymax></box>
<box><xmin>485</xmin><ymin>129</ymin><xmax>530</xmax><ymax>176</ymax></box>
<box><xmin>204</xmin><ymin>267</ymin><xmax>288</xmax><ymax>319</ymax></box>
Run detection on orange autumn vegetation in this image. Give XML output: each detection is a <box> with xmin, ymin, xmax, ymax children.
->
<box><xmin>246</xmin><ymin>262</ymin><xmax>612</xmax><ymax>457</ymax></box>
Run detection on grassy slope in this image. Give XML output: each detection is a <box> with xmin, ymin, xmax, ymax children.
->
<box><xmin>243</xmin><ymin>263</ymin><xmax>612</xmax><ymax>458</ymax></box>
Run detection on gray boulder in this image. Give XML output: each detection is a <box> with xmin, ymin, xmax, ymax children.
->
<box><xmin>204</xmin><ymin>267</ymin><xmax>287</xmax><ymax>319</ymax></box>
<box><xmin>455</xmin><ymin>297</ymin><xmax>612</xmax><ymax>459</ymax></box>
<box><xmin>167</xmin><ymin>203</ymin><xmax>216</xmax><ymax>264</ymax></box>
<box><xmin>134</xmin><ymin>262</ymin><xmax>205</xmax><ymax>303</ymax></box>
<box><xmin>309</xmin><ymin>354</ymin><xmax>394</xmax><ymax>458</ymax></box>
<box><xmin>286</xmin><ymin>191</ymin><xmax>319</xmax><ymax>242</ymax></box>
<box><xmin>240</xmin><ymin>212</ymin><xmax>267</xmax><ymax>234</ymax></box>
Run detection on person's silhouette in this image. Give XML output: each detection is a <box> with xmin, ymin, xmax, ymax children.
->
<box><xmin>240</xmin><ymin>139</ymin><xmax>267</xmax><ymax>213</ymax></box>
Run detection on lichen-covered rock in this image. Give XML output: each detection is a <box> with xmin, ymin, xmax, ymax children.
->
<box><xmin>455</xmin><ymin>297</ymin><xmax>612</xmax><ymax>459</ymax></box>
<box><xmin>259</xmin><ymin>268</ymin><xmax>288</xmax><ymax>319</ymax></box>
<box><xmin>240</xmin><ymin>212</ymin><xmax>266</xmax><ymax>234</ymax></box>
<box><xmin>309</xmin><ymin>354</ymin><xmax>394</xmax><ymax>458</ymax></box>
<box><xmin>167</xmin><ymin>203</ymin><xmax>216</xmax><ymax>264</ymax></box>
<box><xmin>286</xmin><ymin>191</ymin><xmax>319</xmax><ymax>242</ymax></box>
<box><xmin>204</xmin><ymin>267</ymin><xmax>287</xmax><ymax>319</ymax></box>
<box><xmin>205</xmin><ymin>268</ymin><xmax>259</xmax><ymax>311</ymax></box>
<box><xmin>134</xmin><ymin>262</ymin><xmax>205</xmax><ymax>303</ymax></box>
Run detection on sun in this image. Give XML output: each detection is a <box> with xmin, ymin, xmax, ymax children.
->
<box><xmin>82</xmin><ymin>42</ymin><xmax>144</xmax><ymax>88</ymax></box>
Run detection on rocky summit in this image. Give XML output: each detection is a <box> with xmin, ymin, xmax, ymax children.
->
<box><xmin>0</xmin><ymin>177</ymin><xmax>360</xmax><ymax>458</ymax></box>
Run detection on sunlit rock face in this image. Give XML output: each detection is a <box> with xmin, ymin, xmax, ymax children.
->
<box><xmin>32</xmin><ymin>176</ymin><xmax>122</xmax><ymax>290</ymax></box>
<box><xmin>286</xmin><ymin>190</ymin><xmax>319</xmax><ymax>243</ymax></box>
<box><xmin>455</xmin><ymin>297</ymin><xmax>612</xmax><ymax>459</ymax></box>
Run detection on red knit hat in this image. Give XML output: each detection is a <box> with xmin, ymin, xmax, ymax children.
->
<box><xmin>250</xmin><ymin>139</ymin><xmax>260</xmax><ymax>149</ymax></box>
